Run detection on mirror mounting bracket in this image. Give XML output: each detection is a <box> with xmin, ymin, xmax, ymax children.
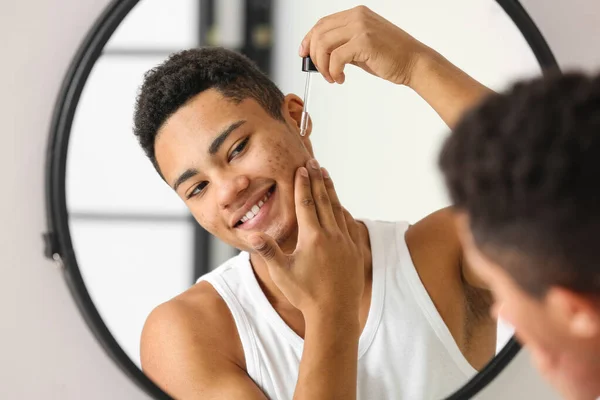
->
<box><xmin>42</xmin><ymin>231</ymin><xmax>65</xmax><ymax>270</ymax></box>
<box><xmin>42</xmin><ymin>231</ymin><xmax>59</xmax><ymax>260</ymax></box>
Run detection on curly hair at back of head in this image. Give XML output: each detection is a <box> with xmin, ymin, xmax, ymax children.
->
<box><xmin>133</xmin><ymin>47</ymin><xmax>285</xmax><ymax>173</ymax></box>
<box><xmin>439</xmin><ymin>71</ymin><xmax>600</xmax><ymax>297</ymax></box>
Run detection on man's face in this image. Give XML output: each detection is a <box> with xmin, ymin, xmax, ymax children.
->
<box><xmin>155</xmin><ymin>89</ymin><xmax>313</xmax><ymax>253</ymax></box>
<box><xmin>455</xmin><ymin>213</ymin><xmax>600</xmax><ymax>399</ymax></box>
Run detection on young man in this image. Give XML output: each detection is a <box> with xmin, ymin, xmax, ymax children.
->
<box><xmin>134</xmin><ymin>6</ymin><xmax>496</xmax><ymax>400</ymax></box>
<box><xmin>439</xmin><ymin>72</ymin><xmax>600</xmax><ymax>400</ymax></box>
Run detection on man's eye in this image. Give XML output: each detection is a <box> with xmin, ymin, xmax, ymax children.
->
<box><xmin>188</xmin><ymin>181</ymin><xmax>208</xmax><ymax>198</ymax></box>
<box><xmin>228</xmin><ymin>137</ymin><xmax>249</xmax><ymax>161</ymax></box>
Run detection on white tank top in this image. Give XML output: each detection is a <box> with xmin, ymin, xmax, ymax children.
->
<box><xmin>198</xmin><ymin>220</ymin><xmax>477</xmax><ymax>399</ymax></box>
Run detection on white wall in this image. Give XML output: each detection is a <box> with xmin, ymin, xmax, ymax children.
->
<box><xmin>0</xmin><ymin>1</ymin><xmax>149</xmax><ymax>399</ymax></box>
<box><xmin>1</xmin><ymin>1</ymin><xmax>598</xmax><ymax>400</ymax></box>
<box><xmin>521</xmin><ymin>0</ymin><xmax>600</xmax><ymax>74</ymax></box>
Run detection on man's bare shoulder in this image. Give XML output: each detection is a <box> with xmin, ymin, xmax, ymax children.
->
<box><xmin>141</xmin><ymin>281</ymin><xmax>245</xmax><ymax>372</ymax></box>
<box><xmin>406</xmin><ymin>207</ymin><xmax>462</xmax><ymax>276</ymax></box>
<box><xmin>139</xmin><ymin>281</ymin><xmax>267</xmax><ymax>399</ymax></box>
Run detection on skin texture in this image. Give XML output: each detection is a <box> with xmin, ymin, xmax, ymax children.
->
<box><xmin>141</xmin><ymin>6</ymin><xmax>497</xmax><ymax>399</ymax></box>
<box><xmin>455</xmin><ymin>214</ymin><xmax>600</xmax><ymax>400</ymax></box>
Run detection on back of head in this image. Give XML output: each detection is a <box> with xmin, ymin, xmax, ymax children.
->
<box><xmin>439</xmin><ymin>71</ymin><xmax>600</xmax><ymax>297</ymax></box>
<box><xmin>133</xmin><ymin>47</ymin><xmax>285</xmax><ymax>173</ymax></box>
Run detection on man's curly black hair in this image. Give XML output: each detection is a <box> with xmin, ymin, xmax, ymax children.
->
<box><xmin>133</xmin><ymin>47</ymin><xmax>285</xmax><ymax>173</ymax></box>
<box><xmin>439</xmin><ymin>71</ymin><xmax>600</xmax><ymax>298</ymax></box>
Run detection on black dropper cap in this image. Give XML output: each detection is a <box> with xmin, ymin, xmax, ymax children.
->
<box><xmin>302</xmin><ymin>56</ymin><xmax>318</xmax><ymax>72</ymax></box>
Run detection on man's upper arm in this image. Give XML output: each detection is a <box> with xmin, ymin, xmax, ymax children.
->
<box><xmin>414</xmin><ymin>207</ymin><xmax>489</xmax><ymax>290</ymax></box>
<box><xmin>140</xmin><ymin>298</ymin><xmax>267</xmax><ymax>400</ymax></box>
<box><xmin>435</xmin><ymin>207</ymin><xmax>489</xmax><ymax>290</ymax></box>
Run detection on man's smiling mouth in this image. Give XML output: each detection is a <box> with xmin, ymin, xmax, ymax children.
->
<box><xmin>234</xmin><ymin>184</ymin><xmax>276</xmax><ymax>228</ymax></box>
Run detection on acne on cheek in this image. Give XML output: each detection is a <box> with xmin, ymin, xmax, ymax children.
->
<box><xmin>261</xmin><ymin>133</ymin><xmax>306</xmax><ymax>177</ymax></box>
<box><xmin>259</xmin><ymin>140</ymin><xmax>287</xmax><ymax>174</ymax></box>
<box><xmin>269</xmin><ymin>161</ymin><xmax>278</xmax><ymax>174</ymax></box>
<box><xmin>270</xmin><ymin>141</ymin><xmax>297</xmax><ymax>173</ymax></box>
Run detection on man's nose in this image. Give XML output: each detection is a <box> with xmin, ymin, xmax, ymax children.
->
<box><xmin>217</xmin><ymin>174</ymin><xmax>250</xmax><ymax>210</ymax></box>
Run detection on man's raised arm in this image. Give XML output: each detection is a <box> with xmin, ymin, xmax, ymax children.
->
<box><xmin>299</xmin><ymin>5</ymin><xmax>493</xmax><ymax>130</ymax></box>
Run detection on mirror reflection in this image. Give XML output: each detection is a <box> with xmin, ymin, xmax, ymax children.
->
<box><xmin>66</xmin><ymin>0</ymin><xmax>541</xmax><ymax>398</ymax></box>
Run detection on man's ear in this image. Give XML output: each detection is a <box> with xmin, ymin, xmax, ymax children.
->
<box><xmin>546</xmin><ymin>287</ymin><xmax>600</xmax><ymax>339</ymax></box>
<box><xmin>282</xmin><ymin>93</ymin><xmax>314</xmax><ymax>156</ymax></box>
<box><xmin>282</xmin><ymin>94</ymin><xmax>313</xmax><ymax>137</ymax></box>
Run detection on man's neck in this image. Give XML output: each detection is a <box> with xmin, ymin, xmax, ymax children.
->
<box><xmin>248</xmin><ymin>220</ymin><xmax>373</xmax><ymax>308</ymax></box>
<box><xmin>558</xmin><ymin>340</ymin><xmax>600</xmax><ymax>400</ymax></box>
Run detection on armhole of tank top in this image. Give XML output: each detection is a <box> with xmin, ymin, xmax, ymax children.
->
<box><xmin>198</xmin><ymin>274</ymin><xmax>263</xmax><ymax>387</ymax></box>
<box><xmin>394</xmin><ymin>221</ymin><xmax>478</xmax><ymax>378</ymax></box>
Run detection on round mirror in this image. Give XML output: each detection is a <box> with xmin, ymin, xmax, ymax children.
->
<box><xmin>45</xmin><ymin>0</ymin><xmax>557</xmax><ymax>399</ymax></box>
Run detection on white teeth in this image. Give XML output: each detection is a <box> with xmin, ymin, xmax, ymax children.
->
<box><xmin>237</xmin><ymin>188</ymin><xmax>274</xmax><ymax>226</ymax></box>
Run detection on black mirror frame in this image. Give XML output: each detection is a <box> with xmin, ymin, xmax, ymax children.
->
<box><xmin>43</xmin><ymin>1</ymin><xmax>559</xmax><ymax>398</ymax></box>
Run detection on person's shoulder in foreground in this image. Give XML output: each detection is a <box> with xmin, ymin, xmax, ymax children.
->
<box><xmin>439</xmin><ymin>70</ymin><xmax>600</xmax><ymax>400</ymax></box>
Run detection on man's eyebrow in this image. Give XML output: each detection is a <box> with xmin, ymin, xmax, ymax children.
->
<box><xmin>173</xmin><ymin>168</ymin><xmax>199</xmax><ymax>192</ymax></box>
<box><xmin>208</xmin><ymin>120</ymin><xmax>247</xmax><ymax>155</ymax></box>
<box><xmin>171</xmin><ymin>120</ymin><xmax>246</xmax><ymax>192</ymax></box>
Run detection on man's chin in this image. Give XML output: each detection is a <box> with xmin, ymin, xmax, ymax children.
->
<box><xmin>258</xmin><ymin>221</ymin><xmax>297</xmax><ymax>253</ymax></box>
<box><xmin>274</xmin><ymin>222</ymin><xmax>298</xmax><ymax>252</ymax></box>
<box><xmin>234</xmin><ymin>221</ymin><xmax>296</xmax><ymax>252</ymax></box>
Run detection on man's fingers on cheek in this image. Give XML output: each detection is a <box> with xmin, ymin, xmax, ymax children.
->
<box><xmin>307</xmin><ymin>159</ymin><xmax>322</xmax><ymax>179</ymax></box>
<box><xmin>295</xmin><ymin>167</ymin><xmax>311</xmax><ymax>191</ymax></box>
<box><xmin>330</xmin><ymin>201</ymin><xmax>344</xmax><ymax>214</ymax></box>
<box><xmin>300</xmin><ymin>197</ymin><xmax>315</xmax><ymax>208</ymax></box>
<box><xmin>321</xmin><ymin>168</ymin><xmax>333</xmax><ymax>185</ymax></box>
<box><xmin>344</xmin><ymin>209</ymin><xmax>358</xmax><ymax>237</ymax></box>
<box><xmin>294</xmin><ymin>166</ymin><xmax>320</xmax><ymax>229</ymax></box>
<box><xmin>297</xmin><ymin>166</ymin><xmax>309</xmax><ymax>179</ymax></box>
<box><xmin>315</xmin><ymin>192</ymin><xmax>330</xmax><ymax>205</ymax></box>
